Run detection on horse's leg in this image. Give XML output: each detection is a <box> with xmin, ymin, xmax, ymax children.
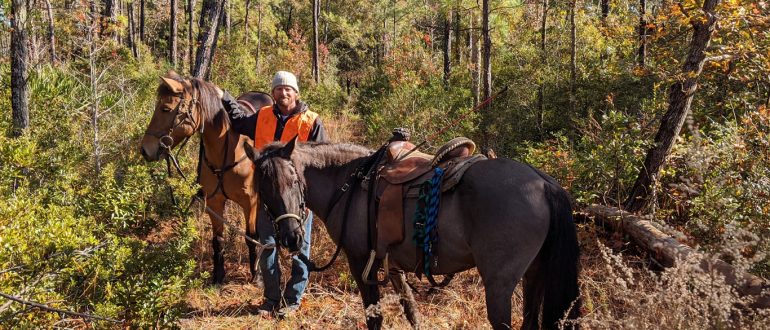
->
<box><xmin>347</xmin><ymin>257</ymin><xmax>383</xmax><ymax>330</ymax></box>
<box><xmin>477</xmin><ymin>266</ymin><xmax>520</xmax><ymax>330</ymax></box>
<box><xmin>207</xmin><ymin>197</ymin><xmax>227</xmax><ymax>285</ymax></box>
<box><xmin>242</xmin><ymin>196</ymin><xmax>261</xmax><ymax>285</ymax></box>
<box><xmin>474</xmin><ymin>239</ymin><xmax>532</xmax><ymax>330</ymax></box>
<box><xmin>389</xmin><ymin>269</ymin><xmax>420</xmax><ymax>329</ymax></box>
<box><xmin>521</xmin><ymin>254</ymin><xmax>545</xmax><ymax>330</ymax></box>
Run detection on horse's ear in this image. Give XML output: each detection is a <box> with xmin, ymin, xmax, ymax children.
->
<box><xmin>243</xmin><ymin>141</ymin><xmax>260</xmax><ymax>163</ymax></box>
<box><xmin>166</xmin><ymin>70</ymin><xmax>182</xmax><ymax>79</ymax></box>
<box><xmin>280</xmin><ymin>135</ymin><xmax>299</xmax><ymax>159</ymax></box>
<box><xmin>160</xmin><ymin>76</ymin><xmax>184</xmax><ymax>94</ymax></box>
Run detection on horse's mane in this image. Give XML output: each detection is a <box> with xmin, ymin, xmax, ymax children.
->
<box><xmin>258</xmin><ymin>141</ymin><xmax>372</xmax><ymax>192</ymax></box>
<box><xmin>261</xmin><ymin>141</ymin><xmax>373</xmax><ymax>169</ymax></box>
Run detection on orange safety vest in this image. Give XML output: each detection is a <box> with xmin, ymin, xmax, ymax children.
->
<box><xmin>253</xmin><ymin>105</ymin><xmax>319</xmax><ymax>150</ymax></box>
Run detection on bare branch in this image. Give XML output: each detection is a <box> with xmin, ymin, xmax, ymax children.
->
<box><xmin>0</xmin><ymin>292</ymin><xmax>123</xmax><ymax>323</ymax></box>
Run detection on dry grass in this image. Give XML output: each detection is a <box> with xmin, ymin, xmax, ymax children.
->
<box><xmin>172</xmin><ymin>203</ymin><xmax>770</xmax><ymax>330</ymax></box>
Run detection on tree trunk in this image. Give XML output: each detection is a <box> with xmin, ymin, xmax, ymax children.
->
<box><xmin>11</xmin><ymin>0</ymin><xmax>30</xmax><ymax>137</ymax></box>
<box><xmin>453</xmin><ymin>6</ymin><xmax>461</xmax><ymax>65</ymax></box>
<box><xmin>102</xmin><ymin>0</ymin><xmax>117</xmax><ymax>39</ymax></box>
<box><xmin>43</xmin><ymin>0</ymin><xmax>57</xmax><ymax>63</ymax></box>
<box><xmin>187</xmin><ymin>0</ymin><xmax>196</xmax><ymax>74</ymax></box>
<box><xmin>170</xmin><ymin>0</ymin><xmax>178</xmax><ymax>68</ymax></box>
<box><xmin>324</xmin><ymin>0</ymin><xmax>330</xmax><ymax>44</ymax></box>
<box><xmin>601</xmin><ymin>0</ymin><xmax>609</xmax><ymax>20</ymax></box>
<box><xmin>224</xmin><ymin>0</ymin><xmax>231</xmax><ymax>39</ymax></box>
<box><xmin>244</xmin><ymin>0</ymin><xmax>251</xmax><ymax>42</ymax></box>
<box><xmin>481</xmin><ymin>0</ymin><xmax>492</xmax><ymax>149</ymax></box>
<box><xmin>312</xmin><ymin>0</ymin><xmax>320</xmax><ymax>83</ymax></box>
<box><xmin>443</xmin><ymin>9</ymin><xmax>452</xmax><ymax>88</ymax></box>
<box><xmin>637</xmin><ymin>0</ymin><xmax>647</xmax><ymax>67</ymax></box>
<box><xmin>286</xmin><ymin>6</ymin><xmax>293</xmax><ymax>35</ymax></box>
<box><xmin>537</xmin><ymin>0</ymin><xmax>548</xmax><ymax>137</ymax></box>
<box><xmin>193</xmin><ymin>0</ymin><xmax>225</xmax><ymax>79</ymax></box>
<box><xmin>128</xmin><ymin>0</ymin><xmax>138</xmax><ymax>58</ymax></box>
<box><xmin>581</xmin><ymin>204</ymin><xmax>770</xmax><ymax>309</ymax></box>
<box><xmin>140</xmin><ymin>0</ymin><xmax>146</xmax><ymax>42</ymax></box>
<box><xmin>255</xmin><ymin>4</ymin><xmax>262</xmax><ymax>74</ymax></box>
<box><xmin>470</xmin><ymin>11</ymin><xmax>480</xmax><ymax>107</ymax></box>
<box><xmin>624</xmin><ymin>0</ymin><xmax>721</xmax><ymax>212</ymax></box>
<box><xmin>569</xmin><ymin>0</ymin><xmax>577</xmax><ymax>116</ymax></box>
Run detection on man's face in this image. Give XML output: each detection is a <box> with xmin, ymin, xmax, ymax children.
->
<box><xmin>272</xmin><ymin>85</ymin><xmax>298</xmax><ymax>113</ymax></box>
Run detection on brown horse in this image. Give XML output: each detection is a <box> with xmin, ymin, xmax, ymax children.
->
<box><xmin>140</xmin><ymin>71</ymin><xmax>273</xmax><ymax>284</ymax></box>
<box><xmin>244</xmin><ymin>138</ymin><xmax>581</xmax><ymax>330</ymax></box>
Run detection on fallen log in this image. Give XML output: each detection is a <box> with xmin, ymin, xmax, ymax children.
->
<box><xmin>579</xmin><ymin>204</ymin><xmax>770</xmax><ymax>309</ymax></box>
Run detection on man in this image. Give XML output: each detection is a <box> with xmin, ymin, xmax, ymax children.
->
<box><xmin>222</xmin><ymin>71</ymin><xmax>327</xmax><ymax>317</ymax></box>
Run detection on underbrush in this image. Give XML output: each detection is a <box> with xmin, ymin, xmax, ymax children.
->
<box><xmin>0</xmin><ymin>61</ymin><xmax>200</xmax><ymax>328</ymax></box>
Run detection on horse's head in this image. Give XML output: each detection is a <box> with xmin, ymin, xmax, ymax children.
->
<box><xmin>140</xmin><ymin>71</ymin><xmax>222</xmax><ymax>161</ymax></box>
<box><xmin>245</xmin><ymin>137</ymin><xmax>307</xmax><ymax>252</ymax></box>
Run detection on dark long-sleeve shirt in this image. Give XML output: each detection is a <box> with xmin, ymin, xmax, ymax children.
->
<box><xmin>222</xmin><ymin>94</ymin><xmax>327</xmax><ymax>142</ymax></box>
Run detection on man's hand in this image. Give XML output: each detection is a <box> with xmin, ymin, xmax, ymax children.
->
<box><xmin>221</xmin><ymin>90</ymin><xmax>246</xmax><ymax>119</ymax></box>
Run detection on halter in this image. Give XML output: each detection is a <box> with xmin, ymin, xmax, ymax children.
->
<box><xmin>260</xmin><ymin>157</ymin><xmax>309</xmax><ymax>247</ymax></box>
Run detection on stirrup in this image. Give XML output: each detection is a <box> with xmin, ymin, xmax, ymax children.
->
<box><xmin>362</xmin><ymin>250</ymin><xmax>390</xmax><ymax>285</ymax></box>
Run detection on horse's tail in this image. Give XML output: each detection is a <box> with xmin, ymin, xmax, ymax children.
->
<box><xmin>540</xmin><ymin>182</ymin><xmax>581</xmax><ymax>329</ymax></box>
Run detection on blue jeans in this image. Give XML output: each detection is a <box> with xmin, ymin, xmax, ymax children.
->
<box><xmin>258</xmin><ymin>210</ymin><xmax>313</xmax><ymax>306</ymax></box>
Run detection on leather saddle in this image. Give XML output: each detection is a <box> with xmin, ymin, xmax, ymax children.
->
<box><xmin>372</xmin><ymin>137</ymin><xmax>486</xmax><ymax>259</ymax></box>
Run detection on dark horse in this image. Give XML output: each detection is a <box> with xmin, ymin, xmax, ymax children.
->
<box><xmin>140</xmin><ymin>71</ymin><xmax>273</xmax><ymax>284</ymax></box>
<box><xmin>243</xmin><ymin>138</ymin><xmax>581</xmax><ymax>329</ymax></box>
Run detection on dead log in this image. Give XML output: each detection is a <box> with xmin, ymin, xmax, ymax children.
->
<box><xmin>580</xmin><ymin>204</ymin><xmax>770</xmax><ymax>309</ymax></box>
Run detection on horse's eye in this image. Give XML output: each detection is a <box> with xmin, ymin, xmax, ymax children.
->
<box><xmin>162</xmin><ymin>107</ymin><xmax>173</xmax><ymax>112</ymax></box>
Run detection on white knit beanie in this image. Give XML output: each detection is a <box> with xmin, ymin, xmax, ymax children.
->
<box><xmin>271</xmin><ymin>71</ymin><xmax>299</xmax><ymax>93</ymax></box>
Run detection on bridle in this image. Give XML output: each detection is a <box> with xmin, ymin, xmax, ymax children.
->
<box><xmin>260</xmin><ymin>155</ymin><xmax>309</xmax><ymax>245</ymax></box>
<box><xmin>143</xmin><ymin>89</ymin><xmax>203</xmax><ymax>156</ymax></box>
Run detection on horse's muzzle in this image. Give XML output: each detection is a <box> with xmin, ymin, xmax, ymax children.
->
<box><xmin>281</xmin><ymin>229</ymin><xmax>303</xmax><ymax>253</ymax></box>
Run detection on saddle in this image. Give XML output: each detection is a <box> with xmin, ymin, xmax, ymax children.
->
<box><xmin>372</xmin><ymin>137</ymin><xmax>486</xmax><ymax>260</ymax></box>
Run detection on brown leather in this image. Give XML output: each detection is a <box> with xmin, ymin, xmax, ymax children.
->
<box><xmin>376</xmin><ymin>182</ymin><xmax>405</xmax><ymax>257</ymax></box>
<box><xmin>387</xmin><ymin>141</ymin><xmax>415</xmax><ymax>161</ymax></box>
<box><xmin>381</xmin><ymin>157</ymin><xmax>433</xmax><ymax>184</ymax></box>
<box><xmin>372</xmin><ymin>138</ymin><xmax>486</xmax><ymax>260</ymax></box>
<box><xmin>236</xmin><ymin>99</ymin><xmax>257</xmax><ymax>115</ymax></box>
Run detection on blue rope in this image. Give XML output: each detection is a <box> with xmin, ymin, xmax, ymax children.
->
<box><xmin>413</xmin><ymin>167</ymin><xmax>444</xmax><ymax>276</ymax></box>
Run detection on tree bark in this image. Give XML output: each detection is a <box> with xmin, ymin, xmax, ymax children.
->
<box><xmin>11</xmin><ymin>0</ymin><xmax>30</xmax><ymax>137</ymax></box>
<box><xmin>453</xmin><ymin>6</ymin><xmax>461</xmax><ymax>65</ymax></box>
<box><xmin>569</xmin><ymin>0</ymin><xmax>577</xmax><ymax>116</ymax></box>
<box><xmin>312</xmin><ymin>0</ymin><xmax>320</xmax><ymax>83</ymax></box>
<box><xmin>140</xmin><ymin>0</ymin><xmax>146</xmax><ymax>42</ymax></box>
<box><xmin>581</xmin><ymin>204</ymin><xmax>770</xmax><ymax>309</ymax></box>
<box><xmin>324</xmin><ymin>0</ymin><xmax>330</xmax><ymax>44</ymax></box>
<box><xmin>244</xmin><ymin>0</ymin><xmax>251</xmax><ymax>41</ymax></box>
<box><xmin>43</xmin><ymin>0</ymin><xmax>57</xmax><ymax>63</ymax></box>
<box><xmin>193</xmin><ymin>0</ymin><xmax>225</xmax><ymax>79</ymax></box>
<box><xmin>102</xmin><ymin>0</ymin><xmax>117</xmax><ymax>39</ymax></box>
<box><xmin>187</xmin><ymin>0</ymin><xmax>196</xmax><ymax>74</ymax></box>
<box><xmin>224</xmin><ymin>0</ymin><xmax>231</xmax><ymax>39</ymax></box>
<box><xmin>624</xmin><ymin>0</ymin><xmax>721</xmax><ymax>212</ymax></box>
<box><xmin>170</xmin><ymin>0</ymin><xmax>178</xmax><ymax>68</ymax></box>
<box><xmin>128</xmin><ymin>0</ymin><xmax>138</xmax><ymax>58</ymax></box>
<box><xmin>255</xmin><ymin>4</ymin><xmax>262</xmax><ymax>73</ymax></box>
<box><xmin>537</xmin><ymin>0</ymin><xmax>548</xmax><ymax>137</ymax></box>
<box><xmin>443</xmin><ymin>9</ymin><xmax>452</xmax><ymax>88</ymax></box>
<box><xmin>481</xmin><ymin>0</ymin><xmax>492</xmax><ymax>149</ymax></box>
<box><xmin>470</xmin><ymin>11</ymin><xmax>480</xmax><ymax>107</ymax></box>
<box><xmin>601</xmin><ymin>0</ymin><xmax>609</xmax><ymax>20</ymax></box>
<box><xmin>638</xmin><ymin>0</ymin><xmax>647</xmax><ymax>67</ymax></box>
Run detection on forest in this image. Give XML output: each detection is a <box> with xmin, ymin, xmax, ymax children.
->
<box><xmin>1</xmin><ymin>0</ymin><xmax>769</xmax><ymax>328</ymax></box>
